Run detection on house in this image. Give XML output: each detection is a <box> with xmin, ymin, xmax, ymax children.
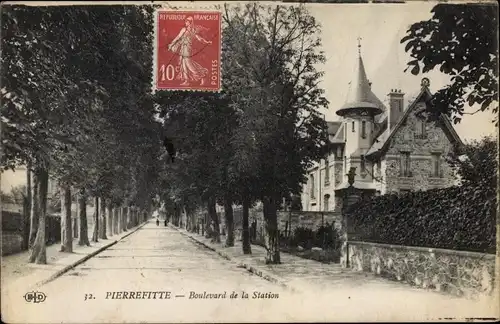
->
<box><xmin>301</xmin><ymin>46</ymin><xmax>463</xmax><ymax>212</ymax></box>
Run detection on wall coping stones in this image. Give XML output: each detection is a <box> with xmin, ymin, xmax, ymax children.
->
<box><xmin>349</xmin><ymin>240</ymin><xmax>495</xmax><ymax>260</ymax></box>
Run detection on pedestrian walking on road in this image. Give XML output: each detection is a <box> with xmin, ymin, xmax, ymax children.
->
<box><xmin>156</xmin><ymin>218</ymin><xmax>160</xmax><ymax>226</ymax></box>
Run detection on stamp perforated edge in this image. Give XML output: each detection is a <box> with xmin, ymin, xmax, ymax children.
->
<box><xmin>151</xmin><ymin>3</ymin><xmax>223</xmax><ymax>93</ymax></box>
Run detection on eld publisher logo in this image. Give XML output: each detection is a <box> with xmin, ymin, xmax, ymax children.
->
<box><xmin>24</xmin><ymin>291</ymin><xmax>47</xmax><ymax>303</ymax></box>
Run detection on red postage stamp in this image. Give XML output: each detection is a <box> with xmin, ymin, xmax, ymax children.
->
<box><xmin>155</xmin><ymin>10</ymin><xmax>221</xmax><ymax>92</ymax></box>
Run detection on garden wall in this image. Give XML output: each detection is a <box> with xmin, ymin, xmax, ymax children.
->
<box><xmin>1</xmin><ymin>210</ymin><xmax>61</xmax><ymax>255</ymax></box>
<box><xmin>348</xmin><ymin>241</ymin><xmax>495</xmax><ymax>298</ymax></box>
<box><xmin>248</xmin><ymin>210</ymin><xmax>341</xmax><ymax>242</ymax></box>
<box><xmin>2</xmin><ymin>232</ymin><xmax>24</xmax><ymax>256</ymax></box>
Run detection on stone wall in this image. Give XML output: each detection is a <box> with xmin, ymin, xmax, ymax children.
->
<box><xmin>1</xmin><ymin>232</ymin><xmax>24</xmax><ymax>256</ymax></box>
<box><xmin>248</xmin><ymin>210</ymin><xmax>342</xmax><ymax>244</ymax></box>
<box><xmin>348</xmin><ymin>241</ymin><xmax>495</xmax><ymax>298</ymax></box>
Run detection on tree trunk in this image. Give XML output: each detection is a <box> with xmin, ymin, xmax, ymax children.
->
<box><xmin>207</xmin><ymin>197</ymin><xmax>220</xmax><ymax>243</ymax></box>
<box><xmin>29</xmin><ymin>168</ymin><xmax>39</xmax><ymax>248</ymax></box>
<box><xmin>204</xmin><ymin>212</ymin><xmax>211</xmax><ymax>238</ymax></box>
<box><xmin>122</xmin><ymin>207</ymin><xmax>128</xmax><ymax>232</ymax></box>
<box><xmin>60</xmin><ymin>183</ymin><xmax>73</xmax><ymax>252</ymax></box>
<box><xmin>29</xmin><ymin>167</ymin><xmax>48</xmax><ymax>264</ymax></box>
<box><xmin>91</xmin><ymin>197</ymin><xmax>99</xmax><ymax>242</ymax></box>
<box><xmin>113</xmin><ymin>208</ymin><xmax>118</xmax><ymax>234</ymax></box>
<box><xmin>23</xmin><ymin>165</ymin><xmax>32</xmax><ymax>250</ymax></box>
<box><xmin>126</xmin><ymin>207</ymin><xmax>131</xmax><ymax>229</ymax></box>
<box><xmin>73</xmin><ymin>193</ymin><xmax>79</xmax><ymax>238</ymax></box>
<box><xmin>107</xmin><ymin>204</ymin><xmax>113</xmax><ymax>237</ymax></box>
<box><xmin>242</xmin><ymin>195</ymin><xmax>252</xmax><ymax>254</ymax></box>
<box><xmin>117</xmin><ymin>207</ymin><xmax>122</xmax><ymax>235</ymax></box>
<box><xmin>224</xmin><ymin>197</ymin><xmax>235</xmax><ymax>247</ymax></box>
<box><xmin>78</xmin><ymin>188</ymin><xmax>90</xmax><ymax>246</ymax></box>
<box><xmin>263</xmin><ymin>196</ymin><xmax>280</xmax><ymax>264</ymax></box>
<box><xmin>99</xmin><ymin>198</ymin><xmax>107</xmax><ymax>239</ymax></box>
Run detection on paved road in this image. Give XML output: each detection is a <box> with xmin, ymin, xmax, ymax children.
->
<box><xmin>4</xmin><ymin>221</ymin><xmax>497</xmax><ymax>323</ymax></box>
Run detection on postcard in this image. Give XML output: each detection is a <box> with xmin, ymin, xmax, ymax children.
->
<box><xmin>1</xmin><ymin>0</ymin><xmax>498</xmax><ymax>323</ymax></box>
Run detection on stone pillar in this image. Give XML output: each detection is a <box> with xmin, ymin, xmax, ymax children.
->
<box><xmin>339</xmin><ymin>167</ymin><xmax>362</xmax><ymax>268</ymax></box>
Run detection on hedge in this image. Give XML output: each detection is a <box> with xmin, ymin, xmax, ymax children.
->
<box><xmin>346</xmin><ymin>185</ymin><xmax>496</xmax><ymax>253</ymax></box>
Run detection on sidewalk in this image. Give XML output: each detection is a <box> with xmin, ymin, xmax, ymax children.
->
<box><xmin>174</xmin><ymin>226</ymin><xmax>391</xmax><ymax>291</ymax></box>
<box><xmin>1</xmin><ymin>221</ymin><xmax>148</xmax><ymax>296</ymax></box>
<box><xmin>174</xmin><ymin>226</ymin><xmax>498</xmax><ymax>319</ymax></box>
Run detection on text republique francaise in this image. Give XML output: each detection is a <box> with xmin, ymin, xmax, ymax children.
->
<box><xmin>105</xmin><ymin>291</ymin><xmax>279</xmax><ymax>300</ymax></box>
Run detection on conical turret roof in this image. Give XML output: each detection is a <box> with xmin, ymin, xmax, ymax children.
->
<box><xmin>337</xmin><ymin>45</ymin><xmax>385</xmax><ymax>117</ymax></box>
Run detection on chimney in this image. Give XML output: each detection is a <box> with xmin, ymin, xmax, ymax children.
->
<box><xmin>388</xmin><ymin>89</ymin><xmax>405</xmax><ymax>129</ymax></box>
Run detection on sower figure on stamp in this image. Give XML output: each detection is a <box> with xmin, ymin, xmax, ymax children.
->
<box><xmin>168</xmin><ymin>16</ymin><xmax>212</xmax><ymax>86</ymax></box>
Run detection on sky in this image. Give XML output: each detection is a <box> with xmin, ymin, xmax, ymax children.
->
<box><xmin>307</xmin><ymin>2</ymin><xmax>497</xmax><ymax>142</ymax></box>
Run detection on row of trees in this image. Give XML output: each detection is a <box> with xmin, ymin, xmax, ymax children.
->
<box><xmin>1</xmin><ymin>6</ymin><xmax>161</xmax><ymax>264</ymax></box>
<box><xmin>155</xmin><ymin>3</ymin><xmax>331</xmax><ymax>264</ymax></box>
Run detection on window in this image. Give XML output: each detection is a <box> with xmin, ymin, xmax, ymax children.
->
<box><xmin>352</xmin><ymin>121</ymin><xmax>355</xmax><ymax>132</ymax></box>
<box><xmin>431</xmin><ymin>153</ymin><xmax>442</xmax><ymax>178</ymax></box>
<box><xmin>361</xmin><ymin>121</ymin><xmax>367</xmax><ymax>139</ymax></box>
<box><xmin>323</xmin><ymin>194</ymin><xmax>330</xmax><ymax>211</ymax></box>
<box><xmin>416</xmin><ymin>119</ymin><xmax>427</xmax><ymax>139</ymax></box>
<box><xmin>360</xmin><ymin>155</ymin><xmax>366</xmax><ymax>177</ymax></box>
<box><xmin>400</xmin><ymin>152</ymin><xmax>412</xmax><ymax>177</ymax></box>
<box><xmin>344</xmin><ymin>156</ymin><xmax>347</xmax><ymax>172</ymax></box>
<box><xmin>336</xmin><ymin>146</ymin><xmax>342</xmax><ymax>160</ymax></box>
<box><xmin>310</xmin><ymin>174</ymin><xmax>315</xmax><ymax>199</ymax></box>
<box><xmin>324</xmin><ymin>159</ymin><xmax>330</xmax><ymax>185</ymax></box>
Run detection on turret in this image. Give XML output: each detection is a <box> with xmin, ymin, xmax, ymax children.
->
<box><xmin>337</xmin><ymin>40</ymin><xmax>385</xmax><ymax>153</ymax></box>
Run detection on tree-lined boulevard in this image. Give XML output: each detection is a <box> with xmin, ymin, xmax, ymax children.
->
<box><xmin>1</xmin><ymin>2</ymin><xmax>498</xmax><ymax>322</ymax></box>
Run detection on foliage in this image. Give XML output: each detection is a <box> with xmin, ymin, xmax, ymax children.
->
<box><xmin>1</xmin><ymin>6</ymin><xmax>106</xmax><ymax>171</ymax></box>
<box><xmin>1</xmin><ymin>5</ymin><xmax>162</xmax><ymax>209</ymax></box>
<box><xmin>401</xmin><ymin>3</ymin><xmax>499</xmax><ymax>125</ymax></box>
<box><xmin>347</xmin><ymin>184</ymin><xmax>496</xmax><ymax>253</ymax></box>
<box><xmin>222</xmin><ymin>3</ymin><xmax>330</xmax><ymax>201</ymax></box>
<box><xmin>446</xmin><ymin>136</ymin><xmax>497</xmax><ymax>190</ymax></box>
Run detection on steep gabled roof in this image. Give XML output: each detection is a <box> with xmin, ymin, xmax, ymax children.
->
<box><xmin>330</xmin><ymin>122</ymin><xmax>346</xmax><ymax>143</ymax></box>
<box><xmin>327</xmin><ymin>121</ymin><xmax>342</xmax><ymax>136</ymax></box>
<box><xmin>366</xmin><ymin>86</ymin><xmax>463</xmax><ymax>159</ymax></box>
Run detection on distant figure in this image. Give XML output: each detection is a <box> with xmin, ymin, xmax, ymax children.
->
<box><xmin>156</xmin><ymin>218</ymin><xmax>160</xmax><ymax>226</ymax></box>
<box><xmin>164</xmin><ymin>219</ymin><xmax>168</xmax><ymax>227</ymax></box>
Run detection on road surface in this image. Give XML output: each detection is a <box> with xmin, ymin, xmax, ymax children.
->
<box><xmin>4</xmin><ymin>221</ymin><xmax>496</xmax><ymax>323</ymax></box>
